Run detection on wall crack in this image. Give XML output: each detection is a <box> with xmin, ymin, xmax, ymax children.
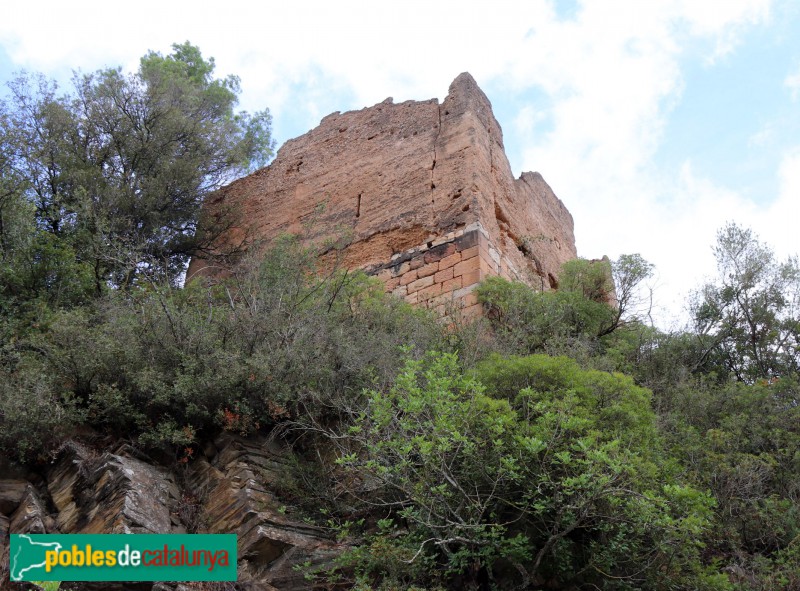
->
<box><xmin>430</xmin><ymin>104</ymin><xmax>442</xmax><ymax>200</ymax></box>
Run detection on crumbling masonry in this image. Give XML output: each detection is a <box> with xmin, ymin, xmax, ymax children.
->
<box><xmin>188</xmin><ymin>73</ymin><xmax>578</xmax><ymax>318</ymax></box>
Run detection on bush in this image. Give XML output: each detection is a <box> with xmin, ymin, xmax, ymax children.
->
<box><xmin>0</xmin><ymin>236</ymin><xmax>445</xmax><ymax>459</ymax></box>
<box><xmin>0</xmin><ymin>348</ymin><xmax>84</xmax><ymax>462</ymax></box>
<box><xmin>476</xmin><ymin>276</ymin><xmax>615</xmax><ymax>357</ymax></box>
<box><xmin>324</xmin><ymin>352</ymin><xmax>717</xmax><ymax>590</ymax></box>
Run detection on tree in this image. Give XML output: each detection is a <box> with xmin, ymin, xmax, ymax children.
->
<box><xmin>559</xmin><ymin>256</ymin><xmax>615</xmax><ymax>303</ymax></box>
<box><xmin>609</xmin><ymin>253</ymin><xmax>655</xmax><ymax>328</ymax></box>
<box><xmin>692</xmin><ymin>223</ymin><xmax>800</xmax><ymax>382</ymax></box>
<box><xmin>0</xmin><ymin>41</ymin><xmax>274</xmax><ymax>291</ymax></box>
<box><xmin>323</xmin><ymin>353</ymin><xmax>717</xmax><ymax>589</ymax></box>
<box><xmin>0</xmin><ymin>98</ymin><xmax>96</xmax><ymax>330</ymax></box>
<box><xmin>561</xmin><ymin>254</ymin><xmax>655</xmax><ymax>335</ymax></box>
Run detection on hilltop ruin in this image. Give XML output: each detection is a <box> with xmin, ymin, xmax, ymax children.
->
<box><xmin>188</xmin><ymin>73</ymin><xmax>577</xmax><ymax>317</ymax></box>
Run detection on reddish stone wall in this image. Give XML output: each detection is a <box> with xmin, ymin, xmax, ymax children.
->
<box><xmin>188</xmin><ymin>73</ymin><xmax>579</xmax><ymax>317</ymax></box>
<box><xmin>366</xmin><ymin>222</ymin><xmax>521</xmax><ymax>320</ymax></box>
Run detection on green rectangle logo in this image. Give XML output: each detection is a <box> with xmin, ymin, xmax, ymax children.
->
<box><xmin>10</xmin><ymin>534</ymin><xmax>237</xmax><ymax>582</ymax></box>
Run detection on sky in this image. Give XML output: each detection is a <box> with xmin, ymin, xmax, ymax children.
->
<box><xmin>1</xmin><ymin>0</ymin><xmax>798</xmax><ymax>327</ymax></box>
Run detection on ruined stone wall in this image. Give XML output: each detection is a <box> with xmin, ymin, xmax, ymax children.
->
<box><xmin>366</xmin><ymin>222</ymin><xmax>520</xmax><ymax>320</ymax></box>
<box><xmin>188</xmin><ymin>73</ymin><xmax>578</xmax><ymax>316</ymax></box>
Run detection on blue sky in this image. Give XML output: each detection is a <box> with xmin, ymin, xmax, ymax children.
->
<box><xmin>656</xmin><ymin>7</ymin><xmax>800</xmax><ymax>206</ymax></box>
<box><xmin>1</xmin><ymin>0</ymin><xmax>798</xmax><ymax>326</ymax></box>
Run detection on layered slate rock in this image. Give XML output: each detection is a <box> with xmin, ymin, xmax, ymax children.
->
<box><xmin>9</xmin><ymin>485</ymin><xmax>52</xmax><ymax>534</ymax></box>
<box><xmin>1</xmin><ymin>439</ymin><xmax>342</xmax><ymax>590</ymax></box>
<box><xmin>188</xmin><ymin>73</ymin><xmax>577</xmax><ymax>317</ymax></box>
<box><xmin>0</xmin><ymin>480</ymin><xmax>28</xmax><ymax>516</ymax></box>
<box><xmin>187</xmin><ymin>434</ymin><xmax>344</xmax><ymax>590</ymax></box>
<box><xmin>46</xmin><ymin>443</ymin><xmax>181</xmax><ymax>534</ymax></box>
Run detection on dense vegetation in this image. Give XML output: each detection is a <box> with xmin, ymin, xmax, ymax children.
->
<box><xmin>2</xmin><ymin>45</ymin><xmax>799</xmax><ymax>591</ymax></box>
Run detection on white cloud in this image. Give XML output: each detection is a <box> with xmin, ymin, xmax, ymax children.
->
<box><xmin>677</xmin><ymin>0</ymin><xmax>772</xmax><ymax>61</ymax></box>
<box><xmin>786</xmin><ymin>65</ymin><xmax>800</xmax><ymax>100</ymax></box>
<box><xmin>0</xmin><ymin>1</ymin><xmax>772</xmax><ymax>129</ymax></box>
<box><xmin>0</xmin><ymin>1</ymin><xmax>552</xmax><ymax>133</ymax></box>
<box><xmin>508</xmin><ymin>0</ymin><xmax>774</xmax><ymax>323</ymax></box>
<box><xmin>0</xmin><ymin>0</ymin><xmax>783</xmax><ymax>326</ymax></box>
<box><xmin>761</xmin><ymin>147</ymin><xmax>800</xmax><ymax>255</ymax></box>
<box><xmin>749</xmin><ymin>121</ymin><xmax>777</xmax><ymax>147</ymax></box>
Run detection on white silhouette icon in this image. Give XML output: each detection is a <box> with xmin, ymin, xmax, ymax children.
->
<box><xmin>10</xmin><ymin>534</ymin><xmax>63</xmax><ymax>581</ymax></box>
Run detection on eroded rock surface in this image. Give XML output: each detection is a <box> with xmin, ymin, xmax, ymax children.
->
<box><xmin>0</xmin><ymin>480</ymin><xmax>28</xmax><ymax>516</ymax></box>
<box><xmin>9</xmin><ymin>485</ymin><xmax>52</xmax><ymax>534</ymax></box>
<box><xmin>2</xmin><ymin>437</ymin><xmax>345</xmax><ymax>590</ymax></box>
<box><xmin>46</xmin><ymin>443</ymin><xmax>180</xmax><ymax>534</ymax></box>
<box><xmin>188</xmin><ymin>434</ymin><xmax>344</xmax><ymax>590</ymax></box>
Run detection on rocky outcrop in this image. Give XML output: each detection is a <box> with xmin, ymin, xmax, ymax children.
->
<box><xmin>1</xmin><ymin>438</ymin><xmax>344</xmax><ymax>590</ymax></box>
<box><xmin>0</xmin><ymin>480</ymin><xmax>28</xmax><ymax>516</ymax></box>
<box><xmin>46</xmin><ymin>443</ymin><xmax>181</xmax><ymax>534</ymax></box>
<box><xmin>9</xmin><ymin>485</ymin><xmax>52</xmax><ymax>535</ymax></box>
<box><xmin>188</xmin><ymin>73</ymin><xmax>577</xmax><ymax>318</ymax></box>
<box><xmin>187</xmin><ymin>434</ymin><xmax>344</xmax><ymax>590</ymax></box>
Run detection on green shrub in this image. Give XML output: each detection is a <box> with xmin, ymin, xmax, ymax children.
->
<box><xmin>0</xmin><ymin>350</ymin><xmax>84</xmax><ymax>462</ymax></box>
<box><xmin>476</xmin><ymin>276</ymin><xmax>615</xmax><ymax>357</ymax></box>
<box><xmin>326</xmin><ymin>352</ymin><xmax>717</xmax><ymax>589</ymax></box>
<box><xmin>0</xmin><ymin>236</ymin><xmax>444</xmax><ymax>458</ymax></box>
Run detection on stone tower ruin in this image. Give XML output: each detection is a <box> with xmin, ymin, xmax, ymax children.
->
<box><xmin>188</xmin><ymin>73</ymin><xmax>577</xmax><ymax>318</ymax></box>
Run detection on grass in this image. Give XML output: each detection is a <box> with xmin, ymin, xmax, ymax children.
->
<box><xmin>31</xmin><ymin>582</ymin><xmax>61</xmax><ymax>591</ymax></box>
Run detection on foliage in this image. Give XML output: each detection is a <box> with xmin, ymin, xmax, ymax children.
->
<box><xmin>0</xmin><ymin>236</ymin><xmax>442</xmax><ymax>460</ymax></box>
<box><xmin>3</xmin><ymin>68</ymin><xmax>800</xmax><ymax>591</ymax></box>
<box><xmin>0</xmin><ymin>41</ymin><xmax>274</xmax><ymax>291</ymax></box>
<box><xmin>1</xmin><ymin>106</ymin><xmax>97</xmax><ymax>338</ymax></box>
<box><xmin>692</xmin><ymin>222</ymin><xmax>800</xmax><ymax>382</ymax></box>
<box><xmin>0</xmin><ymin>346</ymin><xmax>84</xmax><ymax>462</ymax></box>
<box><xmin>476</xmin><ymin>274</ymin><xmax>614</xmax><ymax>356</ymax></box>
<box><xmin>476</xmin><ymin>255</ymin><xmax>654</xmax><ymax>360</ymax></box>
<box><xmin>323</xmin><ymin>352</ymin><xmax>717</xmax><ymax>589</ymax></box>
<box><xmin>609</xmin><ymin>253</ymin><xmax>655</xmax><ymax>331</ymax></box>
<box><xmin>558</xmin><ymin>256</ymin><xmax>615</xmax><ymax>303</ymax></box>
<box><xmin>658</xmin><ymin>376</ymin><xmax>800</xmax><ymax>570</ymax></box>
